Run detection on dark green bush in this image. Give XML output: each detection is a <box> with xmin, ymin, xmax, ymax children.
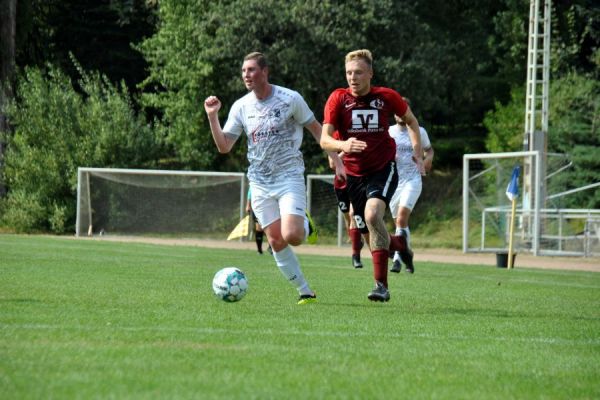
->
<box><xmin>1</xmin><ymin>65</ymin><xmax>163</xmax><ymax>233</ymax></box>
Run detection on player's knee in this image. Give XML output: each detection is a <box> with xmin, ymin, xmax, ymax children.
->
<box><xmin>280</xmin><ymin>225</ymin><xmax>304</xmax><ymax>247</ymax></box>
<box><xmin>268</xmin><ymin>236</ymin><xmax>289</xmax><ymax>252</ymax></box>
<box><xmin>286</xmin><ymin>236</ymin><xmax>303</xmax><ymax>246</ymax></box>
<box><xmin>282</xmin><ymin>230</ymin><xmax>303</xmax><ymax>246</ymax></box>
<box><xmin>364</xmin><ymin>209</ymin><xmax>380</xmax><ymax>227</ymax></box>
<box><xmin>265</xmin><ymin>228</ymin><xmax>287</xmax><ymax>251</ymax></box>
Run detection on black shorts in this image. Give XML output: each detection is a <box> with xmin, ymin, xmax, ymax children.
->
<box><xmin>334</xmin><ymin>187</ymin><xmax>350</xmax><ymax>213</ymax></box>
<box><xmin>250</xmin><ymin>210</ymin><xmax>260</xmax><ymax>226</ymax></box>
<box><xmin>346</xmin><ymin>161</ymin><xmax>398</xmax><ymax>234</ymax></box>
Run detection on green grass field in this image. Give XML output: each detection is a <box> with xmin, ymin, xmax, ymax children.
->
<box><xmin>1</xmin><ymin>234</ymin><xmax>599</xmax><ymax>399</ymax></box>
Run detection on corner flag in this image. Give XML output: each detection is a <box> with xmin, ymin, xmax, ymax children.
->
<box><xmin>506</xmin><ymin>166</ymin><xmax>521</xmax><ymax>201</ymax></box>
<box><xmin>227</xmin><ymin>215</ymin><xmax>250</xmax><ymax>240</ymax></box>
<box><xmin>505</xmin><ymin>165</ymin><xmax>520</xmax><ymax>270</ymax></box>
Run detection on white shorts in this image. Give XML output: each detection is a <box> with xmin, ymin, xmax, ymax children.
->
<box><xmin>389</xmin><ymin>177</ymin><xmax>422</xmax><ymax>217</ymax></box>
<box><xmin>250</xmin><ymin>176</ymin><xmax>306</xmax><ymax>228</ymax></box>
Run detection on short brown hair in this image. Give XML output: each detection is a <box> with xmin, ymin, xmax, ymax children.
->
<box><xmin>243</xmin><ymin>52</ymin><xmax>268</xmax><ymax>69</ymax></box>
<box><xmin>345</xmin><ymin>49</ymin><xmax>373</xmax><ymax>68</ymax></box>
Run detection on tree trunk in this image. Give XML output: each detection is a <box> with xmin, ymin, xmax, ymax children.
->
<box><xmin>0</xmin><ymin>0</ymin><xmax>17</xmax><ymax>196</ymax></box>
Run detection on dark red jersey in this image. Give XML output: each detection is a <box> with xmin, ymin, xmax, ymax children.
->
<box><xmin>324</xmin><ymin>86</ymin><xmax>407</xmax><ymax>176</ymax></box>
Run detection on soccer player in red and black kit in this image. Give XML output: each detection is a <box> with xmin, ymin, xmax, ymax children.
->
<box><xmin>320</xmin><ymin>49</ymin><xmax>424</xmax><ymax>302</ymax></box>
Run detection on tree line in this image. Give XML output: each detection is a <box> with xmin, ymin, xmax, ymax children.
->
<box><xmin>0</xmin><ymin>0</ymin><xmax>598</xmax><ymax>233</ymax></box>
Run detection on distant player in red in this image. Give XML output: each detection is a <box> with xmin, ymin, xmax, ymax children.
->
<box><xmin>320</xmin><ymin>49</ymin><xmax>424</xmax><ymax>302</ymax></box>
<box><xmin>328</xmin><ymin>130</ymin><xmax>365</xmax><ymax>269</ymax></box>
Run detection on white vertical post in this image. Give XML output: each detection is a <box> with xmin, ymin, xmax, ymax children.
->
<box><xmin>462</xmin><ymin>156</ymin><xmax>470</xmax><ymax>253</ymax></box>
<box><xmin>306</xmin><ymin>176</ymin><xmax>312</xmax><ymax>215</ymax></box>
<box><xmin>240</xmin><ymin>176</ymin><xmax>246</xmax><ymax>243</ymax></box>
<box><xmin>85</xmin><ymin>171</ymin><xmax>92</xmax><ymax>236</ymax></box>
<box><xmin>558</xmin><ymin>211</ymin><xmax>563</xmax><ymax>252</ymax></box>
<box><xmin>481</xmin><ymin>210</ymin><xmax>486</xmax><ymax>250</ymax></box>
<box><xmin>533</xmin><ymin>150</ymin><xmax>541</xmax><ymax>255</ymax></box>
<box><xmin>337</xmin><ymin>209</ymin><xmax>343</xmax><ymax>247</ymax></box>
<box><xmin>76</xmin><ymin>168</ymin><xmax>82</xmax><ymax>237</ymax></box>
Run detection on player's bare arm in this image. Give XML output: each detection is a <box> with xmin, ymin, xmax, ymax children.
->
<box><xmin>306</xmin><ymin>120</ymin><xmax>346</xmax><ymax>181</ymax></box>
<box><xmin>401</xmin><ymin>107</ymin><xmax>425</xmax><ymax>174</ymax></box>
<box><xmin>320</xmin><ymin>123</ymin><xmax>367</xmax><ymax>154</ymax></box>
<box><xmin>319</xmin><ymin>123</ymin><xmax>341</xmax><ymax>152</ymax></box>
<box><xmin>204</xmin><ymin>95</ymin><xmax>237</xmax><ymax>153</ymax></box>
<box><xmin>423</xmin><ymin>147</ymin><xmax>434</xmax><ymax>172</ymax></box>
<box><xmin>328</xmin><ymin>154</ymin><xmax>336</xmax><ymax>170</ymax></box>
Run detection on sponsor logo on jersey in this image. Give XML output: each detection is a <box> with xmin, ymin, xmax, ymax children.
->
<box><xmin>251</xmin><ymin>127</ymin><xmax>279</xmax><ymax>143</ymax></box>
<box><xmin>351</xmin><ymin>110</ymin><xmax>378</xmax><ymax>129</ymax></box>
<box><xmin>369</xmin><ymin>98</ymin><xmax>384</xmax><ymax>109</ymax></box>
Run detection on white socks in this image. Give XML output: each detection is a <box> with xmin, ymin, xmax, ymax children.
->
<box><xmin>273</xmin><ymin>245</ymin><xmax>312</xmax><ymax>296</ymax></box>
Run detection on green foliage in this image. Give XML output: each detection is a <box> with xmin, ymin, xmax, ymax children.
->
<box><xmin>483</xmin><ymin>86</ymin><xmax>526</xmax><ymax>153</ymax></box>
<box><xmin>5</xmin><ymin>1</ymin><xmax>599</xmax><ymax>234</ymax></box>
<box><xmin>0</xmin><ymin>190</ymin><xmax>46</xmax><ymax>233</ymax></box>
<box><xmin>139</xmin><ymin>0</ymin><xmax>405</xmax><ymax>170</ymax></box>
<box><xmin>1</xmin><ymin>64</ymin><xmax>163</xmax><ymax>233</ymax></box>
<box><xmin>487</xmin><ymin>0</ymin><xmax>529</xmax><ymax>86</ymax></box>
<box><xmin>483</xmin><ymin>72</ymin><xmax>599</xmax><ymax>208</ymax></box>
<box><xmin>486</xmin><ymin>0</ymin><xmax>599</xmax><ymax>87</ymax></box>
<box><xmin>551</xmin><ymin>2</ymin><xmax>600</xmax><ymax>76</ymax></box>
<box><xmin>10</xmin><ymin>1</ymin><xmax>598</xmax><ymax>173</ymax></box>
<box><xmin>16</xmin><ymin>0</ymin><xmax>157</xmax><ymax>91</ymax></box>
<box><xmin>138</xmin><ymin>0</ymin><xmax>511</xmax><ymax>171</ymax></box>
<box><xmin>546</xmin><ymin>72</ymin><xmax>600</xmax><ymax>208</ymax></box>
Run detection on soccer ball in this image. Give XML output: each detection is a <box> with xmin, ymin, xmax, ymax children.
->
<box><xmin>212</xmin><ymin>267</ymin><xmax>248</xmax><ymax>302</ymax></box>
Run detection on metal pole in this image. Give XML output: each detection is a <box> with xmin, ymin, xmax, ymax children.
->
<box><xmin>462</xmin><ymin>155</ymin><xmax>470</xmax><ymax>253</ymax></box>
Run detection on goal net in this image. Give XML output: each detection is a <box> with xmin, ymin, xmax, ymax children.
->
<box><xmin>76</xmin><ymin>168</ymin><xmax>246</xmax><ymax>238</ymax></box>
<box><xmin>463</xmin><ymin>151</ymin><xmax>600</xmax><ymax>257</ymax></box>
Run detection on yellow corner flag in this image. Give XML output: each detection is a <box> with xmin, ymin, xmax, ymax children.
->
<box><xmin>227</xmin><ymin>215</ymin><xmax>250</xmax><ymax>241</ymax></box>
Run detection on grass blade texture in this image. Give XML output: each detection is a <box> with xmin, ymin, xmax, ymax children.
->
<box><xmin>1</xmin><ymin>234</ymin><xmax>598</xmax><ymax>399</ymax></box>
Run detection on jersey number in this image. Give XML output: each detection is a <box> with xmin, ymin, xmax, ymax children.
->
<box><xmin>353</xmin><ymin>215</ymin><xmax>366</xmax><ymax>229</ymax></box>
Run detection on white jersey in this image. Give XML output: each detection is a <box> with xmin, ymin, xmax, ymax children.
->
<box><xmin>223</xmin><ymin>85</ymin><xmax>315</xmax><ymax>184</ymax></box>
<box><xmin>388</xmin><ymin>124</ymin><xmax>431</xmax><ymax>182</ymax></box>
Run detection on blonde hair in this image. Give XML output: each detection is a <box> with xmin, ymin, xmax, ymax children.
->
<box><xmin>345</xmin><ymin>49</ymin><xmax>373</xmax><ymax>68</ymax></box>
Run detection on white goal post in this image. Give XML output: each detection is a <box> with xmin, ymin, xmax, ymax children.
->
<box><xmin>76</xmin><ymin>168</ymin><xmax>246</xmax><ymax>238</ymax></box>
<box><xmin>463</xmin><ymin>151</ymin><xmax>600</xmax><ymax>257</ymax></box>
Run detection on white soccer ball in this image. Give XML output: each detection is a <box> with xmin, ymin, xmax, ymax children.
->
<box><xmin>212</xmin><ymin>267</ymin><xmax>248</xmax><ymax>302</ymax></box>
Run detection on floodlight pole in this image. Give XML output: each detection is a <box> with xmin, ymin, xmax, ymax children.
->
<box><xmin>523</xmin><ymin>0</ymin><xmax>551</xmax><ymax>248</ymax></box>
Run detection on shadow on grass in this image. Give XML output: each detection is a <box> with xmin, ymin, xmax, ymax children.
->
<box><xmin>439</xmin><ymin>307</ymin><xmax>516</xmax><ymax>318</ymax></box>
<box><xmin>0</xmin><ymin>298</ymin><xmax>42</xmax><ymax>303</ymax></box>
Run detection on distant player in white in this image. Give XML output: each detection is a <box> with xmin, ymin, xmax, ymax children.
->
<box><xmin>389</xmin><ymin>99</ymin><xmax>434</xmax><ymax>273</ymax></box>
<box><xmin>204</xmin><ymin>52</ymin><xmax>344</xmax><ymax>304</ymax></box>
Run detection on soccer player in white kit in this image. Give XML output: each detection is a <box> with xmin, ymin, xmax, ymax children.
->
<box><xmin>204</xmin><ymin>52</ymin><xmax>344</xmax><ymax>304</ymax></box>
<box><xmin>388</xmin><ymin>104</ymin><xmax>434</xmax><ymax>273</ymax></box>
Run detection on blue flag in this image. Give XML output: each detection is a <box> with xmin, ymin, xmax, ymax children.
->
<box><xmin>506</xmin><ymin>165</ymin><xmax>520</xmax><ymax>201</ymax></box>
